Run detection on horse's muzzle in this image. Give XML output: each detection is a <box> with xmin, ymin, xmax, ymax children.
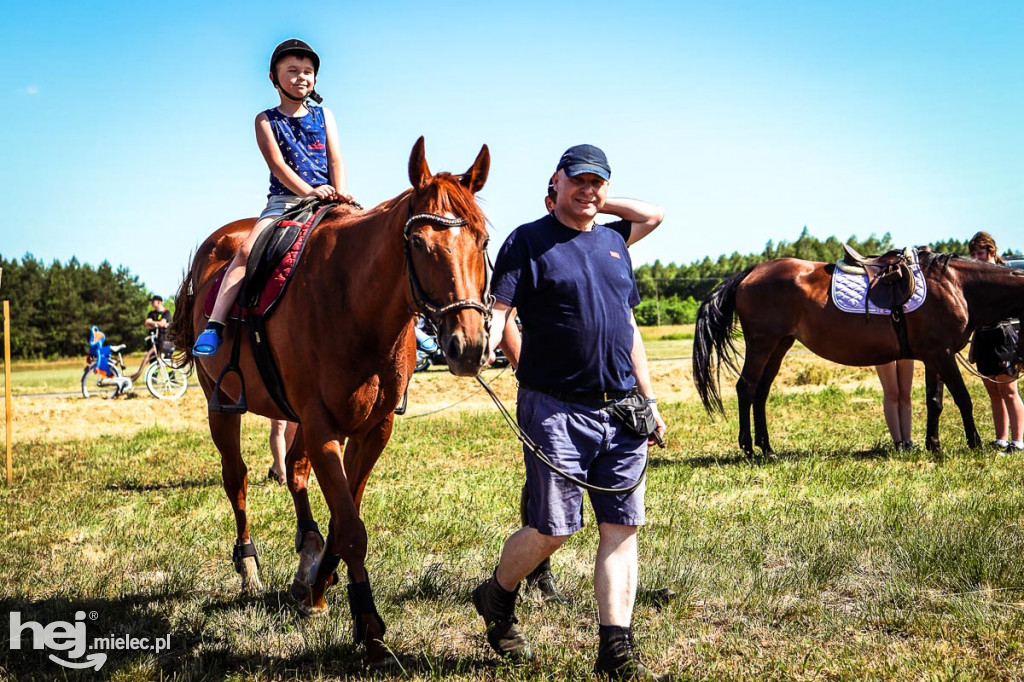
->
<box><xmin>443</xmin><ymin>329</ymin><xmax>488</xmax><ymax>377</ymax></box>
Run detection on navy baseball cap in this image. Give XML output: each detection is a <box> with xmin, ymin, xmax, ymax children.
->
<box><xmin>556</xmin><ymin>144</ymin><xmax>611</xmax><ymax>180</ymax></box>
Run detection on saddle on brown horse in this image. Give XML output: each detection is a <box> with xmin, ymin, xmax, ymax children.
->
<box><xmin>838</xmin><ymin>244</ymin><xmax>917</xmax><ymax>312</ymax></box>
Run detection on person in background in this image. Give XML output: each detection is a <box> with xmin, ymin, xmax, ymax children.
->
<box><xmin>268</xmin><ymin>419</ymin><xmax>297</xmax><ymax>484</ymax></box>
<box><xmin>131</xmin><ymin>295</ymin><xmax>172</xmax><ymax>381</ymax></box>
<box><xmin>967</xmin><ymin>231</ymin><xmax>1024</xmax><ymax>454</ymax></box>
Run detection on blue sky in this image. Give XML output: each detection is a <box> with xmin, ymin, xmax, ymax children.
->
<box><xmin>1</xmin><ymin>1</ymin><xmax>1021</xmax><ymax>297</ymax></box>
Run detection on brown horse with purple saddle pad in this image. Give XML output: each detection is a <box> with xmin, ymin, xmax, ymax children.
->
<box><xmin>170</xmin><ymin>137</ymin><xmax>492</xmax><ymax>668</ymax></box>
<box><xmin>693</xmin><ymin>250</ymin><xmax>1024</xmax><ymax>454</ymax></box>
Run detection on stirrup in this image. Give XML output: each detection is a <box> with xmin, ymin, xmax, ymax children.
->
<box><xmin>210</xmin><ymin>363</ymin><xmax>247</xmax><ymax>414</ymax></box>
<box><xmin>193</xmin><ymin>328</ymin><xmax>221</xmax><ymax>356</ymax></box>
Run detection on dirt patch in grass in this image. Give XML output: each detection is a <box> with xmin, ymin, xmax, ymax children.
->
<box><xmin>3</xmin><ymin>351</ymin><xmax>918</xmax><ymax>443</ymax></box>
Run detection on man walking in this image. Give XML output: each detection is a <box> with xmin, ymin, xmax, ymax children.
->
<box><xmin>476</xmin><ymin>144</ymin><xmax>670</xmax><ymax>680</ymax></box>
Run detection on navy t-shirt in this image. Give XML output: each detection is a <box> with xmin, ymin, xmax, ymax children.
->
<box><xmin>491</xmin><ymin>214</ymin><xmax>640</xmax><ymax>393</ymax></box>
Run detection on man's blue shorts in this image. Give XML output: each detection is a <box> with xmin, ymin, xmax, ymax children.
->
<box><xmin>517</xmin><ymin>386</ymin><xmax>647</xmax><ymax>536</ymax></box>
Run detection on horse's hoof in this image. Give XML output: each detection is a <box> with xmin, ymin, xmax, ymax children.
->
<box><xmin>240</xmin><ymin>577</ymin><xmax>264</xmax><ymax>596</ymax></box>
<box><xmin>366</xmin><ymin>642</ymin><xmax>402</xmax><ymax>673</ymax></box>
<box><xmin>297</xmin><ymin>596</ymin><xmax>330</xmax><ymax>618</ymax></box>
<box><xmin>238</xmin><ymin>556</ymin><xmax>263</xmax><ymax>595</ymax></box>
<box><xmin>366</xmin><ymin>651</ymin><xmax>402</xmax><ymax>673</ymax></box>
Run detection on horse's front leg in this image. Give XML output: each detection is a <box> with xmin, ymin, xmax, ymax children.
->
<box><xmin>285</xmin><ymin>426</ymin><xmax>327</xmax><ymax>602</ymax></box>
<box><xmin>924</xmin><ymin>364</ymin><xmax>945</xmax><ymax>453</ymax></box>
<box><xmin>339</xmin><ymin>417</ymin><xmax>396</xmax><ymax>669</ymax></box>
<box><xmin>934</xmin><ymin>354</ymin><xmax>981</xmax><ymax>449</ymax></box>
<box><xmin>296</xmin><ymin>427</ymin><xmax>351</xmax><ymax>618</ymax></box>
<box><xmin>299</xmin><ymin>416</ymin><xmax>397</xmax><ymax>669</ymax></box>
<box><xmin>208</xmin><ymin>410</ymin><xmax>263</xmax><ymax>594</ymax></box>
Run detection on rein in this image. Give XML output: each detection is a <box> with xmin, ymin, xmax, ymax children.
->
<box><xmin>403</xmin><ymin>211</ymin><xmax>495</xmax><ymax>330</ymax></box>
<box><xmin>475</xmin><ymin>375</ymin><xmax>648</xmax><ymax>496</ymax></box>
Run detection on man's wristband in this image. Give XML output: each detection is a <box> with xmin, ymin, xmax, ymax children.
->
<box><xmin>644</xmin><ymin>398</ymin><xmax>657</xmax><ymax>405</ymax></box>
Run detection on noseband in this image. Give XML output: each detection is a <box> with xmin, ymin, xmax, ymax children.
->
<box><xmin>403</xmin><ymin>212</ymin><xmax>495</xmax><ymax>332</ymax></box>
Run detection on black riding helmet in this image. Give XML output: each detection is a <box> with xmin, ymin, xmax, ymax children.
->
<box><xmin>269</xmin><ymin>39</ymin><xmax>323</xmax><ymax>103</ymax></box>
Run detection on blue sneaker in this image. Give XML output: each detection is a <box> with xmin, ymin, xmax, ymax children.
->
<box><xmin>193</xmin><ymin>328</ymin><xmax>221</xmax><ymax>356</ymax></box>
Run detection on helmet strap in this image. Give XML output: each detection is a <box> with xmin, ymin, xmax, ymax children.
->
<box><xmin>272</xmin><ymin>74</ymin><xmax>321</xmax><ymax>105</ymax></box>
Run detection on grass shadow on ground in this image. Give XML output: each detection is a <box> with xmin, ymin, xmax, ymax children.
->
<box><xmin>104</xmin><ymin>477</ymin><xmax>221</xmax><ymax>493</ymax></box>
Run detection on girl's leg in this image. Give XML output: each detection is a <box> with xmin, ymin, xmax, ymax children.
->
<box><xmin>894</xmin><ymin>359</ymin><xmax>915</xmax><ymax>442</ymax></box>
<box><xmin>876</xmin><ymin>363</ymin><xmax>902</xmax><ymax>443</ymax></box>
<box><xmin>984</xmin><ymin>378</ymin><xmax>1009</xmax><ymax>442</ymax></box>
<box><xmin>995</xmin><ymin>376</ymin><xmax>1024</xmax><ymax>443</ymax></box>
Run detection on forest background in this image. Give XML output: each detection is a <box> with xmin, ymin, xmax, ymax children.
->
<box><xmin>0</xmin><ymin>230</ymin><xmax>1013</xmax><ymax>359</ymax></box>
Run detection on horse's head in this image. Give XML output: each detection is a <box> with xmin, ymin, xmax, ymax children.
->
<box><xmin>404</xmin><ymin>136</ymin><xmax>492</xmax><ymax>377</ymax></box>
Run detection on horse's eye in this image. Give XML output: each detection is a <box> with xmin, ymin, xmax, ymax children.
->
<box><xmin>410</xmin><ymin>234</ymin><xmax>426</xmax><ymax>251</ymax></box>
<box><xmin>482</xmin><ymin>237</ymin><xmax>490</xmax><ymax>251</ymax></box>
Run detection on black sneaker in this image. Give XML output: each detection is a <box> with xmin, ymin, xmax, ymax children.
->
<box><xmin>525</xmin><ymin>558</ymin><xmax>569</xmax><ymax>604</ymax></box>
<box><xmin>472</xmin><ymin>574</ymin><xmax>533</xmax><ymax>661</ymax></box>
<box><xmin>1005</xmin><ymin>443</ymin><xmax>1023</xmax><ymax>455</ymax></box>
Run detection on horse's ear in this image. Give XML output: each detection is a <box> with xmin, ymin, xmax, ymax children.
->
<box><xmin>408</xmin><ymin>136</ymin><xmax>431</xmax><ymax>191</ymax></box>
<box><xmin>460</xmin><ymin>144</ymin><xmax>490</xmax><ymax>194</ymax></box>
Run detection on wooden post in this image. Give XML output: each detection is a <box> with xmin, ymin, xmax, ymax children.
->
<box><xmin>3</xmin><ymin>299</ymin><xmax>11</xmax><ymax>485</ymax></box>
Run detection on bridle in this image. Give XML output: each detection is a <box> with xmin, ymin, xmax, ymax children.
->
<box><xmin>403</xmin><ymin>211</ymin><xmax>495</xmax><ymax>333</ymax></box>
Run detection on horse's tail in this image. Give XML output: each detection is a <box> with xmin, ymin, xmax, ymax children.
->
<box><xmin>692</xmin><ymin>265</ymin><xmax>755</xmax><ymax>415</ymax></box>
<box><xmin>169</xmin><ymin>255</ymin><xmax>198</xmax><ymax>373</ymax></box>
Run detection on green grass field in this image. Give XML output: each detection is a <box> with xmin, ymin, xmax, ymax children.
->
<box><xmin>1</xmin><ymin>346</ymin><xmax>1023</xmax><ymax>680</ymax></box>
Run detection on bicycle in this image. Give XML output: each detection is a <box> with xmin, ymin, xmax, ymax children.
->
<box><xmin>82</xmin><ymin>330</ymin><xmax>189</xmax><ymax>399</ymax></box>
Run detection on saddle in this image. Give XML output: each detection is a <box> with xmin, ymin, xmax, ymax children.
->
<box><xmin>838</xmin><ymin>244</ymin><xmax>917</xmax><ymax>312</ymax></box>
<box><xmin>206</xmin><ymin>198</ymin><xmax>348</xmax><ymax>419</ymax></box>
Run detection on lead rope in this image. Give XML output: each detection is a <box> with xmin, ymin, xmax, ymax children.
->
<box><xmin>954</xmin><ymin>351</ymin><xmax>1021</xmax><ymax>385</ymax></box>
<box><xmin>474</xmin><ymin>374</ymin><xmax>648</xmax><ymax>496</ymax></box>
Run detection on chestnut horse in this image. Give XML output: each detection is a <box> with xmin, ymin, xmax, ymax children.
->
<box><xmin>694</xmin><ymin>251</ymin><xmax>1024</xmax><ymax>454</ymax></box>
<box><xmin>170</xmin><ymin>137</ymin><xmax>492</xmax><ymax>667</ymax></box>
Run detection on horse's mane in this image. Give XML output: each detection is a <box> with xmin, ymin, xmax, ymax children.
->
<box><xmin>918</xmin><ymin>250</ymin><xmax>957</xmax><ymax>273</ymax></box>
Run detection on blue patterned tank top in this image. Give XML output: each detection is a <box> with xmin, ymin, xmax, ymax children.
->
<box><xmin>264</xmin><ymin>106</ymin><xmax>330</xmax><ymax>197</ymax></box>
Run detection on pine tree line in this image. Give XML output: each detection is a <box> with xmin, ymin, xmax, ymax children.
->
<box><xmin>0</xmin><ymin>254</ymin><xmax>161</xmax><ymax>359</ymax></box>
<box><xmin>0</xmin><ymin>230</ymin><xmax>1013</xmax><ymax>357</ymax></box>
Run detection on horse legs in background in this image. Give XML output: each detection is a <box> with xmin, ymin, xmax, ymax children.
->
<box><xmin>285</xmin><ymin>427</ymin><xmax>328</xmax><ymax>602</ymax></box>
<box><xmin>926</xmin><ymin>355</ymin><xmax>981</xmax><ymax>452</ymax></box>
<box><xmin>924</xmin><ymin>368</ymin><xmax>945</xmax><ymax>453</ymax></box>
<box><xmin>208</xmin><ymin>411</ymin><xmax>263</xmax><ymax>594</ymax></box>
<box><xmin>736</xmin><ymin>336</ymin><xmax>783</xmax><ymax>455</ymax></box>
<box><xmin>752</xmin><ymin>338</ymin><xmax>795</xmax><ymax>455</ymax></box>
